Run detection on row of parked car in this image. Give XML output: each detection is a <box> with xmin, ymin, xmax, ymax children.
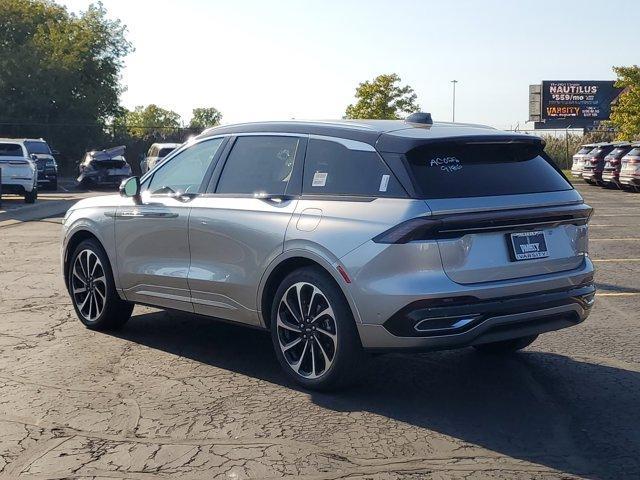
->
<box><xmin>0</xmin><ymin>137</ymin><xmax>59</xmax><ymax>203</ymax></box>
<box><xmin>570</xmin><ymin>142</ymin><xmax>640</xmax><ymax>190</ymax></box>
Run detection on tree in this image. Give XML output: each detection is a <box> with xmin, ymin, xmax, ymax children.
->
<box><xmin>0</xmin><ymin>0</ymin><xmax>132</xmax><ymax>168</ymax></box>
<box><xmin>609</xmin><ymin>65</ymin><xmax>640</xmax><ymax>140</ymax></box>
<box><xmin>189</xmin><ymin>107</ymin><xmax>222</xmax><ymax>130</ymax></box>
<box><xmin>345</xmin><ymin>74</ymin><xmax>420</xmax><ymax>119</ymax></box>
<box><xmin>119</xmin><ymin>104</ymin><xmax>182</xmax><ymax>140</ymax></box>
<box><xmin>0</xmin><ymin>1</ymin><xmax>132</xmax><ymax>138</ymax></box>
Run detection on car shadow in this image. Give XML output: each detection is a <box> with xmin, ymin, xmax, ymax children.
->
<box><xmin>110</xmin><ymin>309</ymin><xmax>640</xmax><ymax>480</ymax></box>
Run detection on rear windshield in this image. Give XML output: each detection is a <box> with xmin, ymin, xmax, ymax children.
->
<box><xmin>404</xmin><ymin>143</ymin><xmax>572</xmax><ymax>199</ymax></box>
<box><xmin>576</xmin><ymin>146</ymin><xmax>594</xmax><ymax>155</ymax></box>
<box><xmin>608</xmin><ymin>147</ymin><xmax>631</xmax><ymax>158</ymax></box>
<box><xmin>24</xmin><ymin>141</ymin><xmax>51</xmax><ymax>155</ymax></box>
<box><xmin>0</xmin><ymin>143</ymin><xmax>23</xmax><ymax>157</ymax></box>
<box><xmin>591</xmin><ymin>146</ymin><xmax>614</xmax><ymax>157</ymax></box>
<box><xmin>626</xmin><ymin>148</ymin><xmax>640</xmax><ymax>157</ymax></box>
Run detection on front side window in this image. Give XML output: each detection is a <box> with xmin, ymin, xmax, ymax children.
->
<box><xmin>303</xmin><ymin>138</ymin><xmax>404</xmax><ymax>197</ymax></box>
<box><xmin>146</xmin><ymin>138</ymin><xmax>223</xmax><ymax>195</ymax></box>
<box><xmin>216</xmin><ymin>136</ymin><xmax>299</xmax><ymax>195</ymax></box>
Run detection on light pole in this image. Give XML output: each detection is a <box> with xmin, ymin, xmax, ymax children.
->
<box><xmin>451</xmin><ymin>80</ymin><xmax>458</xmax><ymax>122</ymax></box>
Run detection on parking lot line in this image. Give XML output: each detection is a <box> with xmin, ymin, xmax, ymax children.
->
<box><xmin>597</xmin><ymin>292</ymin><xmax>640</xmax><ymax>297</ymax></box>
<box><xmin>589</xmin><ymin>238</ymin><xmax>639</xmax><ymax>241</ymax></box>
<box><xmin>592</xmin><ymin>258</ymin><xmax>640</xmax><ymax>262</ymax></box>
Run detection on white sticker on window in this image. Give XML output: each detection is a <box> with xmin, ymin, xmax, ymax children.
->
<box><xmin>379</xmin><ymin>174</ymin><xmax>390</xmax><ymax>192</ymax></box>
<box><xmin>312</xmin><ymin>171</ymin><xmax>328</xmax><ymax>187</ymax></box>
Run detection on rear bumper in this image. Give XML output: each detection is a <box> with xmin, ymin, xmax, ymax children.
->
<box><xmin>581</xmin><ymin>169</ymin><xmax>602</xmax><ymax>181</ymax></box>
<box><xmin>1</xmin><ymin>179</ymin><xmax>35</xmax><ymax>194</ymax></box>
<box><xmin>619</xmin><ymin>175</ymin><xmax>640</xmax><ymax>187</ymax></box>
<box><xmin>37</xmin><ymin>172</ymin><xmax>57</xmax><ymax>184</ymax></box>
<box><xmin>358</xmin><ymin>283</ymin><xmax>595</xmax><ymax>351</ymax></box>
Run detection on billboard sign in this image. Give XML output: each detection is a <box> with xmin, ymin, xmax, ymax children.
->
<box><xmin>538</xmin><ymin>80</ymin><xmax>622</xmax><ymax>128</ymax></box>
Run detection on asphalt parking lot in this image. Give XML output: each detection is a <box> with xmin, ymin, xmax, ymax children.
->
<box><xmin>0</xmin><ymin>182</ymin><xmax>638</xmax><ymax>479</ymax></box>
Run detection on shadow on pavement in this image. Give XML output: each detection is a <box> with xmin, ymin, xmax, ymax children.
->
<box><xmin>111</xmin><ymin>309</ymin><xmax>640</xmax><ymax>480</ymax></box>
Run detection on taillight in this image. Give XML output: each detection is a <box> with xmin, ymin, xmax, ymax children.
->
<box><xmin>373</xmin><ymin>217</ymin><xmax>440</xmax><ymax>244</ymax></box>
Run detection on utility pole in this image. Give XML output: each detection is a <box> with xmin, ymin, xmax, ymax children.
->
<box><xmin>451</xmin><ymin>80</ymin><xmax>458</xmax><ymax>122</ymax></box>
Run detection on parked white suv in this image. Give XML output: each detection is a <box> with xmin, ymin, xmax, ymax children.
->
<box><xmin>0</xmin><ymin>139</ymin><xmax>38</xmax><ymax>203</ymax></box>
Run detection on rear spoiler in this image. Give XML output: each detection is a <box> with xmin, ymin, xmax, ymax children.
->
<box><xmin>376</xmin><ymin>134</ymin><xmax>545</xmax><ymax>154</ymax></box>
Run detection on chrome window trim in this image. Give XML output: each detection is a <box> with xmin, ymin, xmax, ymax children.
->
<box><xmin>309</xmin><ymin>134</ymin><xmax>376</xmax><ymax>152</ymax></box>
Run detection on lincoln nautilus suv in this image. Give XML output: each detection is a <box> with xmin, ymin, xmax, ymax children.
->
<box><xmin>61</xmin><ymin>114</ymin><xmax>595</xmax><ymax>389</ymax></box>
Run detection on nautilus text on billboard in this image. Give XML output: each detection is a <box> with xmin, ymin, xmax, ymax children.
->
<box><xmin>541</xmin><ymin>80</ymin><xmax>622</xmax><ymax>126</ymax></box>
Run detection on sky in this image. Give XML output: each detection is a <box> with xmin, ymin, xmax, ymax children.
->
<box><xmin>58</xmin><ymin>0</ymin><xmax>639</xmax><ymax>129</ymax></box>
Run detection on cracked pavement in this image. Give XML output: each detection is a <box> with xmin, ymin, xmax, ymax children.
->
<box><xmin>0</xmin><ymin>183</ymin><xmax>638</xmax><ymax>479</ymax></box>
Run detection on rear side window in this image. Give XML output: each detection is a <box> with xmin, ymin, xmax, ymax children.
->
<box><xmin>0</xmin><ymin>143</ymin><xmax>24</xmax><ymax>157</ymax></box>
<box><xmin>216</xmin><ymin>136</ymin><xmax>300</xmax><ymax>195</ymax></box>
<box><xmin>404</xmin><ymin>143</ymin><xmax>572</xmax><ymax>199</ymax></box>
<box><xmin>303</xmin><ymin>138</ymin><xmax>404</xmax><ymax>197</ymax></box>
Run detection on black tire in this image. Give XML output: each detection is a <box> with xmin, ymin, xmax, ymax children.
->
<box><xmin>473</xmin><ymin>334</ymin><xmax>538</xmax><ymax>354</ymax></box>
<box><xmin>270</xmin><ymin>267</ymin><xmax>364</xmax><ymax>390</ymax></box>
<box><xmin>24</xmin><ymin>188</ymin><xmax>37</xmax><ymax>203</ymax></box>
<box><xmin>68</xmin><ymin>238</ymin><xmax>133</xmax><ymax>330</ymax></box>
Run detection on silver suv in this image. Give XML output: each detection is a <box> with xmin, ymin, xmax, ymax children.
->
<box><xmin>61</xmin><ymin>115</ymin><xmax>595</xmax><ymax>389</ymax></box>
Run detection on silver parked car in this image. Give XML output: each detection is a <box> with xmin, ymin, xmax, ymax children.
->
<box><xmin>61</xmin><ymin>115</ymin><xmax>595</xmax><ymax>389</ymax></box>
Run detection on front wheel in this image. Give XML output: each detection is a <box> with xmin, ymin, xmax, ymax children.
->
<box><xmin>270</xmin><ymin>267</ymin><xmax>363</xmax><ymax>390</ymax></box>
<box><xmin>68</xmin><ymin>239</ymin><xmax>133</xmax><ymax>330</ymax></box>
<box><xmin>473</xmin><ymin>334</ymin><xmax>538</xmax><ymax>354</ymax></box>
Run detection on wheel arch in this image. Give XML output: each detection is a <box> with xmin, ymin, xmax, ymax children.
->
<box><xmin>63</xmin><ymin>229</ymin><xmax>106</xmax><ymax>289</ymax></box>
<box><xmin>258</xmin><ymin>249</ymin><xmax>361</xmax><ymax>330</ymax></box>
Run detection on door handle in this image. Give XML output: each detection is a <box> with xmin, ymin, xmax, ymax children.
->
<box><xmin>116</xmin><ymin>210</ymin><xmax>178</xmax><ymax>219</ymax></box>
<box><xmin>253</xmin><ymin>193</ymin><xmax>295</xmax><ymax>203</ymax></box>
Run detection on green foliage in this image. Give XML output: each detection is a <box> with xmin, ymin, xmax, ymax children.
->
<box><xmin>0</xmin><ymin>0</ymin><xmax>132</xmax><ymax>164</ymax></box>
<box><xmin>345</xmin><ymin>74</ymin><xmax>420</xmax><ymax>120</ymax></box>
<box><xmin>189</xmin><ymin>107</ymin><xmax>222</xmax><ymax>130</ymax></box>
<box><xmin>609</xmin><ymin>65</ymin><xmax>640</xmax><ymax>141</ymax></box>
<box><xmin>118</xmin><ymin>104</ymin><xmax>183</xmax><ymax>140</ymax></box>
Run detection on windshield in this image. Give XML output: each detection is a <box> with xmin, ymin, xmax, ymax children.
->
<box><xmin>24</xmin><ymin>141</ymin><xmax>52</xmax><ymax>155</ymax></box>
<box><xmin>404</xmin><ymin>142</ymin><xmax>572</xmax><ymax>198</ymax></box>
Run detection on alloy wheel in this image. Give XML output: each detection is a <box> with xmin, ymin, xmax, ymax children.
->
<box><xmin>276</xmin><ymin>282</ymin><xmax>338</xmax><ymax>379</ymax></box>
<box><xmin>70</xmin><ymin>249</ymin><xmax>107</xmax><ymax>322</ymax></box>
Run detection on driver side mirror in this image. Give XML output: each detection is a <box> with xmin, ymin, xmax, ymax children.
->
<box><xmin>119</xmin><ymin>176</ymin><xmax>142</xmax><ymax>205</ymax></box>
<box><xmin>30</xmin><ymin>154</ymin><xmax>38</xmax><ymax>161</ymax></box>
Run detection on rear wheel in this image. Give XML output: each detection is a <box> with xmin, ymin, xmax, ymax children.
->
<box><xmin>69</xmin><ymin>239</ymin><xmax>133</xmax><ymax>330</ymax></box>
<box><xmin>270</xmin><ymin>267</ymin><xmax>363</xmax><ymax>390</ymax></box>
<box><xmin>24</xmin><ymin>187</ymin><xmax>37</xmax><ymax>203</ymax></box>
<box><xmin>473</xmin><ymin>334</ymin><xmax>538</xmax><ymax>354</ymax></box>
